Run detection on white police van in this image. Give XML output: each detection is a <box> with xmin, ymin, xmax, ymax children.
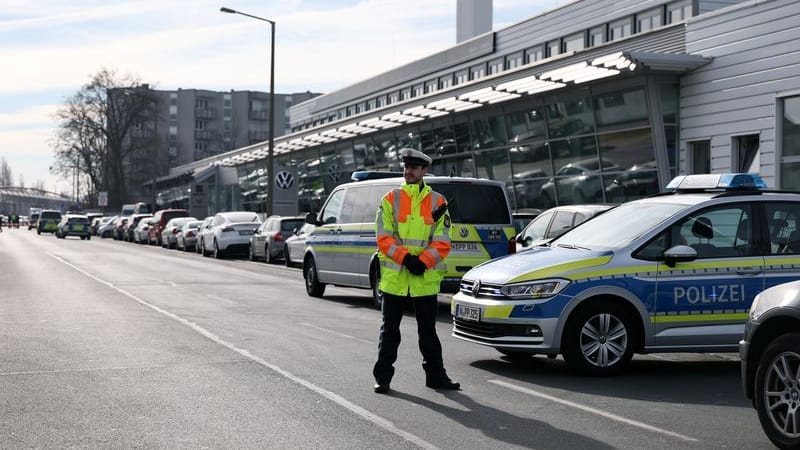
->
<box><xmin>452</xmin><ymin>173</ymin><xmax>800</xmax><ymax>375</ymax></box>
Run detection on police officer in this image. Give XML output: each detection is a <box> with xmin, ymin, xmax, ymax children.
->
<box><xmin>372</xmin><ymin>148</ymin><xmax>460</xmax><ymax>394</ymax></box>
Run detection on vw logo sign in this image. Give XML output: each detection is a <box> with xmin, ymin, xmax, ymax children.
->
<box><xmin>275</xmin><ymin>171</ymin><xmax>294</xmax><ymax>189</ymax></box>
<box><xmin>328</xmin><ymin>164</ymin><xmax>340</xmax><ymax>183</ymax></box>
<box><xmin>459</xmin><ymin>227</ymin><xmax>469</xmax><ymax>238</ymax></box>
<box><xmin>472</xmin><ymin>280</ymin><xmax>481</xmax><ymax>297</ymax></box>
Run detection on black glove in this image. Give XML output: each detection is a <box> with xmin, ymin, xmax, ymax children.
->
<box><xmin>402</xmin><ymin>254</ymin><xmax>427</xmax><ymax>276</ymax></box>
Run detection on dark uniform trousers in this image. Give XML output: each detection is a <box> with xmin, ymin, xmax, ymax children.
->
<box><xmin>372</xmin><ymin>292</ymin><xmax>445</xmax><ymax>384</ymax></box>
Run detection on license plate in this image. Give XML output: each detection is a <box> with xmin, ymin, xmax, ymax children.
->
<box><xmin>239</xmin><ymin>230</ymin><xmax>253</xmax><ymax>236</ymax></box>
<box><xmin>456</xmin><ymin>304</ymin><xmax>480</xmax><ymax>321</ymax></box>
<box><xmin>452</xmin><ymin>242</ymin><xmax>480</xmax><ymax>252</ymax></box>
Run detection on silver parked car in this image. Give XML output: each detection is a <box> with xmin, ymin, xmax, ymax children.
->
<box><xmin>284</xmin><ymin>223</ymin><xmax>314</xmax><ymax>267</ymax></box>
<box><xmin>740</xmin><ymin>280</ymin><xmax>800</xmax><ymax>449</ymax></box>
<box><xmin>176</xmin><ymin>220</ymin><xmax>203</xmax><ymax>252</ymax></box>
<box><xmin>162</xmin><ymin>217</ymin><xmax>198</xmax><ymax>249</ymax></box>
<box><xmin>249</xmin><ymin>216</ymin><xmax>306</xmax><ymax>263</ymax></box>
<box><xmin>133</xmin><ymin>218</ymin><xmax>153</xmax><ymax>244</ymax></box>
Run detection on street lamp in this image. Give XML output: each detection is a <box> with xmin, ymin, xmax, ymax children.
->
<box><xmin>220</xmin><ymin>6</ymin><xmax>276</xmax><ymax>216</ymax></box>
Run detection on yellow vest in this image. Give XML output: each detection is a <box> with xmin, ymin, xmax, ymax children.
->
<box><xmin>376</xmin><ymin>182</ymin><xmax>451</xmax><ymax>297</ymax></box>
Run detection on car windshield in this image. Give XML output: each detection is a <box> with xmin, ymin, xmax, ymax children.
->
<box><xmin>551</xmin><ymin>201</ymin><xmax>688</xmax><ymax>250</ymax></box>
<box><xmin>281</xmin><ymin>220</ymin><xmax>305</xmax><ymax>232</ymax></box>
<box><xmin>224</xmin><ymin>212</ymin><xmax>259</xmax><ymax>223</ymax></box>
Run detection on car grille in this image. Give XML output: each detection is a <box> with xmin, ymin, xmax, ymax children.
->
<box><xmin>453</xmin><ymin>318</ymin><xmax>531</xmax><ymax>339</ymax></box>
<box><xmin>459</xmin><ymin>279</ymin><xmax>508</xmax><ymax>299</ymax></box>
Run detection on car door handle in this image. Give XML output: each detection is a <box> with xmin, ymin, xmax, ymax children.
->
<box><xmin>736</xmin><ymin>267</ymin><xmax>762</xmax><ymax>276</ymax></box>
<box><xmin>335</xmin><ymin>228</ymin><xmax>342</xmax><ymax>234</ymax></box>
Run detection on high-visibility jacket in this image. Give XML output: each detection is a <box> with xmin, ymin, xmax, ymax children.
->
<box><xmin>376</xmin><ymin>182</ymin><xmax>451</xmax><ymax>297</ymax></box>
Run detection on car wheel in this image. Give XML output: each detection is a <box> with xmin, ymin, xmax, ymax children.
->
<box><xmin>86</xmin><ymin>235</ymin><xmax>91</xmax><ymax>241</ymax></box>
<box><xmin>304</xmin><ymin>257</ymin><xmax>326</xmax><ymax>297</ymax></box>
<box><xmin>213</xmin><ymin>240</ymin><xmax>223</xmax><ymax>259</ymax></box>
<box><xmin>265</xmin><ymin>244</ymin><xmax>274</xmax><ymax>264</ymax></box>
<box><xmin>248</xmin><ymin>244</ymin><xmax>256</xmax><ymax>261</ymax></box>
<box><xmin>562</xmin><ymin>301</ymin><xmax>636</xmax><ymax>376</ymax></box>
<box><xmin>284</xmin><ymin>245</ymin><xmax>292</xmax><ymax>267</ymax></box>
<box><xmin>37</xmin><ymin>229</ymin><xmax>41</xmax><ymax>235</ymax></box>
<box><xmin>370</xmin><ymin>261</ymin><xmax>383</xmax><ymax>309</ymax></box>
<box><xmin>754</xmin><ymin>332</ymin><xmax>800</xmax><ymax>449</ymax></box>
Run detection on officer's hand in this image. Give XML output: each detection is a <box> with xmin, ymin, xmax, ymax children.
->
<box><xmin>403</xmin><ymin>254</ymin><xmax>426</xmax><ymax>276</ymax></box>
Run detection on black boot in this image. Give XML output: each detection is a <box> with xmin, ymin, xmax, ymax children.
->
<box><xmin>373</xmin><ymin>382</ymin><xmax>390</xmax><ymax>394</ymax></box>
<box><xmin>426</xmin><ymin>376</ymin><xmax>460</xmax><ymax>390</ymax></box>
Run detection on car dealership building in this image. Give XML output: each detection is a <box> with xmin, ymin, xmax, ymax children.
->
<box><xmin>150</xmin><ymin>0</ymin><xmax>800</xmax><ymax>218</ymax></box>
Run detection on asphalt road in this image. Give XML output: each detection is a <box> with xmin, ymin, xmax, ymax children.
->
<box><xmin>0</xmin><ymin>229</ymin><xmax>772</xmax><ymax>449</ymax></box>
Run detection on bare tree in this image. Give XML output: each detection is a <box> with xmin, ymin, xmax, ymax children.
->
<box><xmin>17</xmin><ymin>173</ymin><xmax>24</xmax><ymax>188</ymax></box>
<box><xmin>52</xmin><ymin>67</ymin><xmax>156</xmax><ymax>209</ymax></box>
<box><xmin>0</xmin><ymin>157</ymin><xmax>12</xmax><ymax>186</ymax></box>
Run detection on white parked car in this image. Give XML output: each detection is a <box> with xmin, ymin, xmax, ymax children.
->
<box><xmin>133</xmin><ymin>218</ymin><xmax>153</xmax><ymax>244</ymax></box>
<box><xmin>284</xmin><ymin>223</ymin><xmax>314</xmax><ymax>267</ymax></box>
<box><xmin>162</xmin><ymin>217</ymin><xmax>198</xmax><ymax>249</ymax></box>
<box><xmin>196</xmin><ymin>216</ymin><xmax>215</xmax><ymax>255</ymax></box>
<box><xmin>176</xmin><ymin>220</ymin><xmax>203</xmax><ymax>252</ymax></box>
<box><xmin>199</xmin><ymin>211</ymin><xmax>261</xmax><ymax>259</ymax></box>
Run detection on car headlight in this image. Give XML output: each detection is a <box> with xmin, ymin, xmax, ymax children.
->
<box><xmin>500</xmin><ymin>279</ymin><xmax>570</xmax><ymax>299</ymax></box>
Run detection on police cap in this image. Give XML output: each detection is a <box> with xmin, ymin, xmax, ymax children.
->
<box><xmin>399</xmin><ymin>148</ymin><xmax>432</xmax><ymax>167</ymax></box>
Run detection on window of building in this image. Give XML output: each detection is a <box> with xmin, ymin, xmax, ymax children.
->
<box><xmin>780</xmin><ymin>96</ymin><xmax>800</xmax><ymax>189</ymax></box>
<box><xmin>563</xmin><ymin>32</ymin><xmax>585</xmax><ymax>53</ymax></box>
<box><xmin>688</xmin><ymin>140</ymin><xmax>711</xmax><ymax>174</ymax></box>
<box><xmin>489</xmin><ymin>57</ymin><xmax>504</xmax><ymax>75</ymax></box>
<box><xmin>250</xmin><ymin>99</ymin><xmax>265</xmax><ymax>112</ymax></box>
<box><xmin>195</xmin><ymin>98</ymin><xmax>208</xmax><ymax>109</ymax></box>
<box><xmin>389</xmin><ymin>92</ymin><xmax>399</xmax><ymax>104</ymax></box>
<box><xmin>367</xmin><ymin>99</ymin><xmax>376</xmax><ymax>111</ymax></box>
<box><xmin>440</xmin><ymin>75</ymin><xmax>453</xmax><ymax>90</ymax></box>
<box><xmin>194</xmin><ymin>142</ymin><xmax>206</xmax><ymax>152</ymax></box>
<box><xmin>506</xmin><ymin>52</ymin><xmax>523</xmax><ymax>70</ymax></box>
<box><xmin>589</xmin><ymin>26</ymin><xmax>606</xmax><ymax>47</ymax></box>
<box><xmin>470</xmin><ymin>64</ymin><xmax>486</xmax><ymax>80</ymax></box>
<box><xmin>667</xmin><ymin>0</ymin><xmax>693</xmax><ymax>24</ymax></box>
<box><xmin>637</xmin><ymin>7</ymin><xmax>663</xmax><ymax>33</ymax></box>
<box><xmin>195</xmin><ymin>119</ymin><xmax>205</xmax><ymax>130</ymax></box>
<box><xmin>546</xmin><ymin>40</ymin><xmax>560</xmax><ymax>58</ymax></box>
<box><xmin>609</xmin><ymin>17</ymin><xmax>632</xmax><ymax>41</ymax></box>
<box><xmin>733</xmin><ymin>134</ymin><xmax>760</xmax><ymax>173</ymax></box>
<box><xmin>169</xmin><ymin>94</ymin><xmax>177</xmax><ymax>106</ymax></box>
<box><xmin>401</xmin><ymin>88</ymin><xmax>411</xmax><ymax>101</ymax></box>
<box><xmin>413</xmin><ymin>84</ymin><xmax>424</xmax><ymax>98</ymax></box>
<box><xmin>525</xmin><ymin>46</ymin><xmax>543</xmax><ymax>64</ymax></box>
<box><xmin>223</xmin><ymin>97</ymin><xmax>232</xmax><ymax>108</ymax></box>
<box><xmin>424</xmin><ymin>80</ymin><xmax>438</xmax><ymax>94</ymax></box>
<box><xmin>455</xmin><ymin>70</ymin><xmax>468</xmax><ymax>85</ymax></box>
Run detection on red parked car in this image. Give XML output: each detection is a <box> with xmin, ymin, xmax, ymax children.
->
<box><xmin>147</xmin><ymin>209</ymin><xmax>189</xmax><ymax>246</ymax></box>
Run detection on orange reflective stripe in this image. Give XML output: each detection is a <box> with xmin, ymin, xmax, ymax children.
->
<box><xmin>427</xmin><ymin>238</ymin><xmax>450</xmax><ymax>262</ymax></box>
<box><xmin>397</xmin><ymin>190</ymin><xmax>412</xmax><ymax>223</ymax></box>
<box><xmin>418</xmin><ymin>248</ymin><xmax>440</xmax><ymax>268</ymax></box>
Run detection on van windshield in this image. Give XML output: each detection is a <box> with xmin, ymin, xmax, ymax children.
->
<box><xmin>428</xmin><ymin>182</ymin><xmax>510</xmax><ymax>224</ymax></box>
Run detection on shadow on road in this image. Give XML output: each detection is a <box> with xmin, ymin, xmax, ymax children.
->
<box><xmin>469</xmin><ymin>356</ymin><xmax>748</xmax><ymax>408</ymax></box>
<box><xmin>391</xmin><ymin>390</ymin><xmax>613</xmax><ymax>449</ymax></box>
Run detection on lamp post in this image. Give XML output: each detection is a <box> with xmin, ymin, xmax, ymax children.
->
<box><xmin>220</xmin><ymin>6</ymin><xmax>276</xmax><ymax>216</ymax></box>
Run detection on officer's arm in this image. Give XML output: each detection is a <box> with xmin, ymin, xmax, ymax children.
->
<box><xmin>418</xmin><ymin>198</ymin><xmax>451</xmax><ymax>269</ymax></box>
<box><xmin>375</xmin><ymin>192</ymin><xmax>409</xmax><ymax>265</ymax></box>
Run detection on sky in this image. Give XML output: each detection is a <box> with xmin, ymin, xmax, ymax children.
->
<box><xmin>0</xmin><ymin>0</ymin><xmax>565</xmax><ymax>195</ymax></box>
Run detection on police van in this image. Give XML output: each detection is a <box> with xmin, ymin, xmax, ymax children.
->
<box><xmin>302</xmin><ymin>173</ymin><xmax>516</xmax><ymax>307</ymax></box>
<box><xmin>451</xmin><ymin>173</ymin><xmax>800</xmax><ymax>375</ymax></box>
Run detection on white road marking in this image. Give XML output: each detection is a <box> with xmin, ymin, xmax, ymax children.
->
<box><xmin>488</xmin><ymin>379</ymin><xmax>698</xmax><ymax>443</ymax></box>
<box><xmin>0</xmin><ymin>364</ymin><xmax>167</xmax><ymax>376</ymax></box>
<box><xmin>300</xmin><ymin>322</ymin><xmax>373</xmax><ymax>344</ymax></box>
<box><xmin>47</xmin><ymin>252</ymin><xmax>438</xmax><ymax>450</ymax></box>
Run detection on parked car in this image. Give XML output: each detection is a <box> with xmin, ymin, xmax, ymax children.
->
<box><xmin>196</xmin><ymin>216</ymin><xmax>215</xmax><ymax>255</ymax></box>
<box><xmin>199</xmin><ymin>211</ymin><xmax>261</xmax><ymax>259</ymax></box>
<box><xmin>540</xmin><ymin>158</ymin><xmax>621</xmax><ymax>206</ymax></box>
<box><xmin>249</xmin><ymin>215</ymin><xmax>306</xmax><ymax>263</ymax></box>
<box><xmin>515</xmin><ymin>204</ymin><xmax>614</xmax><ymax>252</ymax></box>
<box><xmin>740</xmin><ymin>280</ymin><xmax>800</xmax><ymax>449</ymax></box>
<box><xmin>162</xmin><ymin>217</ymin><xmax>198</xmax><ymax>249</ymax></box>
<box><xmin>147</xmin><ymin>209</ymin><xmax>189</xmax><ymax>246</ymax></box>
<box><xmin>605</xmin><ymin>161</ymin><xmax>660</xmax><ymax>202</ymax></box>
<box><xmin>97</xmin><ymin>215</ymin><xmax>118</xmax><ymax>238</ymax></box>
<box><xmin>176</xmin><ymin>220</ymin><xmax>204</xmax><ymax>252</ymax></box>
<box><xmin>112</xmin><ymin>216</ymin><xmax>129</xmax><ymax>240</ymax></box>
<box><xmin>132</xmin><ymin>218</ymin><xmax>152</xmax><ymax>244</ymax></box>
<box><xmin>284</xmin><ymin>223</ymin><xmax>315</xmax><ymax>267</ymax></box>
<box><xmin>124</xmin><ymin>213</ymin><xmax>152</xmax><ymax>242</ymax></box>
<box><xmin>55</xmin><ymin>214</ymin><xmax>91</xmax><ymax>240</ymax></box>
<box><xmin>512</xmin><ymin>209</ymin><xmax>541</xmax><ymax>235</ymax></box>
<box><xmin>28</xmin><ymin>212</ymin><xmax>40</xmax><ymax>230</ymax></box>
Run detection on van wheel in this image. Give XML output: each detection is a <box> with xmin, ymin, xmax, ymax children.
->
<box><xmin>562</xmin><ymin>301</ymin><xmax>636</xmax><ymax>376</ymax></box>
<box><xmin>754</xmin><ymin>332</ymin><xmax>800</xmax><ymax>449</ymax></box>
<box><xmin>370</xmin><ymin>261</ymin><xmax>383</xmax><ymax>309</ymax></box>
<box><xmin>304</xmin><ymin>257</ymin><xmax>326</xmax><ymax>297</ymax></box>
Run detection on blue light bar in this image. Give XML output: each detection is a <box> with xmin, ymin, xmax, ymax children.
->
<box><xmin>665</xmin><ymin>173</ymin><xmax>768</xmax><ymax>191</ymax></box>
<box><xmin>350</xmin><ymin>171</ymin><xmax>403</xmax><ymax>181</ymax></box>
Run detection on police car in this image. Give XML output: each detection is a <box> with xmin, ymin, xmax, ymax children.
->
<box><xmin>452</xmin><ymin>173</ymin><xmax>800</xmax><ymax>375</ymax></box>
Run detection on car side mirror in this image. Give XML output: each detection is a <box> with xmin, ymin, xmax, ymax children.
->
<box><xmin>292</xmin><ymin>227</ymin><xmax>298</xmax><ymax>235</ymax></box>
<box><xmin>663</xmin><ymin>245</ymin><xmax>698</xmax><ymax>267</ymax></box>
<box><xmin>305</xmin><ymin>212</ymin><xmax>321</xmax><ymax>226</ymax></box>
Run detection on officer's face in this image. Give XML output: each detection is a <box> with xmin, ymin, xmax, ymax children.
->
<box><xmin>404</xmin><ymin>163</ymin><xmax>427</xmax><ymax>184</ymax></box>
